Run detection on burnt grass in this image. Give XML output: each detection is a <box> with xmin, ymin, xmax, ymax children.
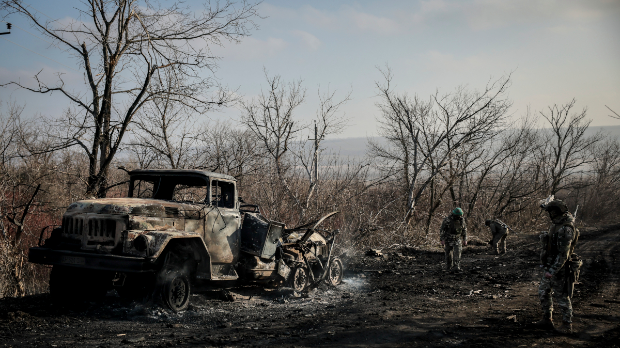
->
<box><xmin>1</xmin><ymin>225</ymin><xmax>619</xmax><ymax>347</ymax></box>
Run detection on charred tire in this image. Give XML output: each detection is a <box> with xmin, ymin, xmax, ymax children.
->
<box><xmin>290</xmin><ymin>267</ymin><xmax>308</xmax><ymax>292</ymax></box>
<box><xmin>158</xmin><ymin>267</ymin><xmax>191</xmax><ymax>312</ymax></box>
<box><xmin>326</xmin><ymin>257</ymin><xmax>344</xmax><ymax>286</ymax></box>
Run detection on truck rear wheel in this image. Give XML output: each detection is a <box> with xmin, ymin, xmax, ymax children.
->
<box><xmin>158</xmin><ymin>267</ymin><xmax>191</xmax><ymax>312</ymax></box>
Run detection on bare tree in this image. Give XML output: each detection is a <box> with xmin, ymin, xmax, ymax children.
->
<box><xmin>0</xmin><ymin>101</ymin><xmax>56</xmax><ymax>297</ymax></box>
<box><xmin>197</xmin><ymin>121</ymin><xmax>265</xmax><ymax>179</ymax></box>
<box><xmin>370</xmin><ymin>67</ymin><xmax>512</xmax><ymax>227</ymax></box>
<box><xmin>293</xmin><ymin>87</ymin><xmax>351</xmax><ymax>213</ymax></box>
<box><xmin>241</xmin><ymin>71</ymin><xmax>306</xmax><ymax>212</ymax></box>
<box><xmin>130</xmin><ymin>71</ymin><xmax>200</xmax><ymax>169</ymax></box>
<box><xmin>1</xmin><ymin>0</ymin><xmax>261</xmax><ymax>197</ymax></box>
<box><xmin>0</xmin><ymin>102</ymin><xmax>21</xmax><ymax>171</ymax></box>
<box><xmin>579</xmin><ymin>138</ymin><xmax>620</xmax><ymax>219</ymax></box>
<box><xmin>606</xmin><ymin>105</ymin><xmax>620</xmax><ymax>119</ymax></box>
<box><xmin>538</xmin><ymin>99</ymin><xmax>601</xmax><ymax>195</ymax></box>
<box><xmin>475</xmin><ymin>123</ymin><xmax>542</xmax><ymax>221</ymax></box>
<box><xmin>241</xmin><ymin>71</ymin><xmax>353</xmax><ymax>221</ymax></box>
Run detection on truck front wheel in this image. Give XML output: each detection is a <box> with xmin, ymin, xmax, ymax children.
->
<box><xmin>158</xmin><ymin>267</ymin><xmax>191</xmax><ymax>312</ymax></box>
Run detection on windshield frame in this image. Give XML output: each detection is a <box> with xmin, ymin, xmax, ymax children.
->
<box><xmin>129</xmin><ymin>174</ymin><xmax>209</xmax><ymax>202</ymax></box>
<box><xmin>128</xmin><ymin>173</ymin><xmax>236</xmax><ymax>207</ymax></box>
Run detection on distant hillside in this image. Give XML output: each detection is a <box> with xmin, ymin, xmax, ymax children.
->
<box><xmin>322</xmin><ymin>125</ymin><xmax>620</xmax><ymax>158</ymax></box>
<box><xmin>321</xmin><ymin>137</ymin><xmax>374</xmax><ymax>158</ymax></box>
<box><xmin>585</xmin><ymin>125</ymin><xmax>620</xmax><ymax>138</ymax></box>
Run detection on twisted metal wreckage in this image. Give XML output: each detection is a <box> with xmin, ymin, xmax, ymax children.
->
<box><xmin>29</xmin><ymin>169</ymin><xmax>344</xmax><ymax>311</ymax></box>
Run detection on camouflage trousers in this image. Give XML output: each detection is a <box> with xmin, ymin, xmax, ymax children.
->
<box><xmin>444</xmin><ymin>239</ymin><xmax>463</xmax><ymax>270</ymax></box>
<box><xmin>491</xmin><ymin>232</ymin><xmax>507</xmax><ymax>254</ymax></box>
<box><xmin>538</xmin><ymin>267</ymin><xmax>572</xmax><ymax>323</ymax></box>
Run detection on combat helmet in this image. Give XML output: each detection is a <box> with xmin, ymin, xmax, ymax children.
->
<box><xmin>452</xmin><ymin>207</ymin><xmax>464</xmax><ymax>216</ymax></box>
<box><xmin>542</xmin><ymin>200</ymin><xmax>569</xmax><ymax>213</ymax></box>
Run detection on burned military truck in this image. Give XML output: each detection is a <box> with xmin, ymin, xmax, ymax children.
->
<box><xmin>29</xmin><ymin>169</ymin><xmax>343</xmax><ymax>311</ymax></box>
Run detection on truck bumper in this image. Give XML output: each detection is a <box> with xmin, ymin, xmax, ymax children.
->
<box><xmin>29</xmin><ymin>247</ymin><xmax>154</xmax><ymax>273</ymax></box>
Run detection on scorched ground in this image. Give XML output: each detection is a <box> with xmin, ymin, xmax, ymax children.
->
<box><xmin>1</xmin><ymin>225</ymin><xmax>619</xmax><ymax>347</ymax></box>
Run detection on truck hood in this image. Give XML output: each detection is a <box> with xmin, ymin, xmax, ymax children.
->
<box><xmin>66</xmin><ymin>198</ymin><xmax>203</xmax><ymax>217</ymax></box>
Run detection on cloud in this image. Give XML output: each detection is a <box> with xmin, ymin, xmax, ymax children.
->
<box><xmin>293</xmin><ymin>30</ymin><xmax>321</xmax><ymax>50</ymax></box>
<box><xmin>263</xmin><ymin>1</ymin><xmax>614</xmax><ymax>37</ymax></box>
<box><xmin>414</xmin><ymin>50</ymin><xmax>517</xmax><ymax>94</ymax></box>
<box><xmin>411</xmin><ymin>0</ymin><xmax>451</xmax><ymax>25</ymax></box>
<box><xmin>343</xmin><ymin>8</ymin><xmax>399</xmax><ymax>35</ymax></box>
<box><xmin>455</xmin><ymin>0</ymin><xmax>610</xmax><ymax>31</ymax></box>
<box><xmin>260</xmin><ymin>2</ymin><xmax>299</xmax><ymax>21</ymax></box>
<box><xmin>422</xmin><ymin>50</ymin><xmax>490</xmax><ymax>74</ymax></box>
<box><xmin>266</xmin><ymin>4</ymin><xmax>401</xmax><ymax>36</ymax></box>
<box><xmin>213</xmin><ymin>36</ymin><xmax>287</xmax><ymax>61</ymax></box>
<box><xmin>286</xmin><ymin>0</ymin><xmax>619</xmax><ymax>35</ymax></box>
<box><xmin>301</xmin><ymin>5</ymin><xmax>338</xmax><ymax>30</ymax></box>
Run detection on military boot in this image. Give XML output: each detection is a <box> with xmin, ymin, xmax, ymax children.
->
<box><xmin>534</xmin><ymin>316</ymin><xmax>554</xmax><ymax>330</ymax></box>
<box><xmin>555</xmin><ymin>321</ymin><xmax>572</xmax><ymax>334</ymax></box>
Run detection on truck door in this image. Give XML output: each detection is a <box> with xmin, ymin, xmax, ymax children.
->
<box><xmin>204</xmin><ymin>180</ymin><xmax>241</xmax><ymax>266</ymax></box>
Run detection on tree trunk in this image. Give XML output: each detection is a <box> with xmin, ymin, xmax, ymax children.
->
<box><xmin>9</xmin><ymin>252</ymin><xmax>25</xmax><ymax>297</ymax></box>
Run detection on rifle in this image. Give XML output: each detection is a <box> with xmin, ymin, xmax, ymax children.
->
<box><xmin>497</xmin><ymin>220</ymin><xmax>519</xmax><ymax>234</ymax></box>
<box><xmin>505</xmin><ymin>225</ymin><xmax>519</xmax><ymax>235</ymax></box>
<box><xmin>574</xmin><ymin>205</ymin><xmax>579</xmax><ymax>220</ymax></box>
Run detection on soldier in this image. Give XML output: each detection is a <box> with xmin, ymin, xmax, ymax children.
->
<box><xmin>440</xmin><ymin>208</ymin><xmax>467</xmax><ymax>272</ymax></box>
<box><xmin>536</xmin><ymin>199</ymin><xmax>580</xmax><ymax>334</ymax></box>
<box><xmin>485</xmin><ymin>219</ymin><xmax>510</xmax><ymax>255</ymax></box>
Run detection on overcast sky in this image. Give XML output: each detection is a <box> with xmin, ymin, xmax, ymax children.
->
<box><xmin>1</xmin><ymin>0</ymin><xmax>619</xmax><ymax>138</ymax></box>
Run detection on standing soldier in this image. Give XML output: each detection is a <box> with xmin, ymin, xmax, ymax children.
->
<box><xmin>536</xmin><ymin>199</ymin><xmax>581</xmax><ymax>334</ymax></box>
<box><xmin>485</xmin><ymin>219</ymin><xmax>510</xmax><ymax>255</ymax></box>
<box><xmin>440</xmin><ymin>208</ymin><xmax>467</xmax><ymax>272</ymax></box>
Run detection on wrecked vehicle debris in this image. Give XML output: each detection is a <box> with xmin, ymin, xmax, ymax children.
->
<box><xmin>366</xmin><ymin>249</ymin><xmax>383</xmax><ymax>257</ymax></box>
<box><xmin>29</xmin><ymin>169</ymin><xmax>343</xmax><ymax>311</ymax></box>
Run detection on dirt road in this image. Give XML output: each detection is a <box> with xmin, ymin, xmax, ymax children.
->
<box><xmin>1</xmin><ymin>225</ymin><xmax>618</xmax><ymax>347</ymax></box>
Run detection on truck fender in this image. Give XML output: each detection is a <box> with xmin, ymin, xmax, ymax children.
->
<box><xmin>146</xmin><ymin>231</ymin><xmax>212</xmax><ymax>280</ymax></box>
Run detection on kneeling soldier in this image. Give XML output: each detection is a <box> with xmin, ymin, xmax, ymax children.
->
<box><xmin>485</xmin><ymin>219</ymin><xmax>510</xmax><ymax>255</ymax></box>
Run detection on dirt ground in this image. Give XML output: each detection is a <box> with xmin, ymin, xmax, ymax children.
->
<box><xmin>1</xmin><ymin>224</ymin><xmax>619</xmax><ymax>348</ymax></box>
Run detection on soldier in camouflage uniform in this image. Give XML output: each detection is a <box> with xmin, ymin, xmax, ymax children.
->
<box><xmin>485</xmin><ymin>219</ymin><xmax>510</xmax><ymax>254</ymax></box>
<box><xmin>440</xmin><ymin>208</ymin><xmax>467</xmax><ymax>272</ymax></box>
<box><xmin>536</xmin><ymin>199</ymin><xmax>580</xmax><ymax>334</ymax></box>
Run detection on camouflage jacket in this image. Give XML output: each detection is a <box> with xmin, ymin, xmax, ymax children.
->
<box><xmin>540</xmin><ymin>213</ymin><xmax>578</xmax><ymax>276</ymax></box>
<box><xmin>488</xmin><ymin>220</ymin><xmax>509</xmax><ymax>236</ymax></box>
<box><xmin>440</xmin><ymin>215</ymin><xmax>467</xmax><ymax>241</ymax></box>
